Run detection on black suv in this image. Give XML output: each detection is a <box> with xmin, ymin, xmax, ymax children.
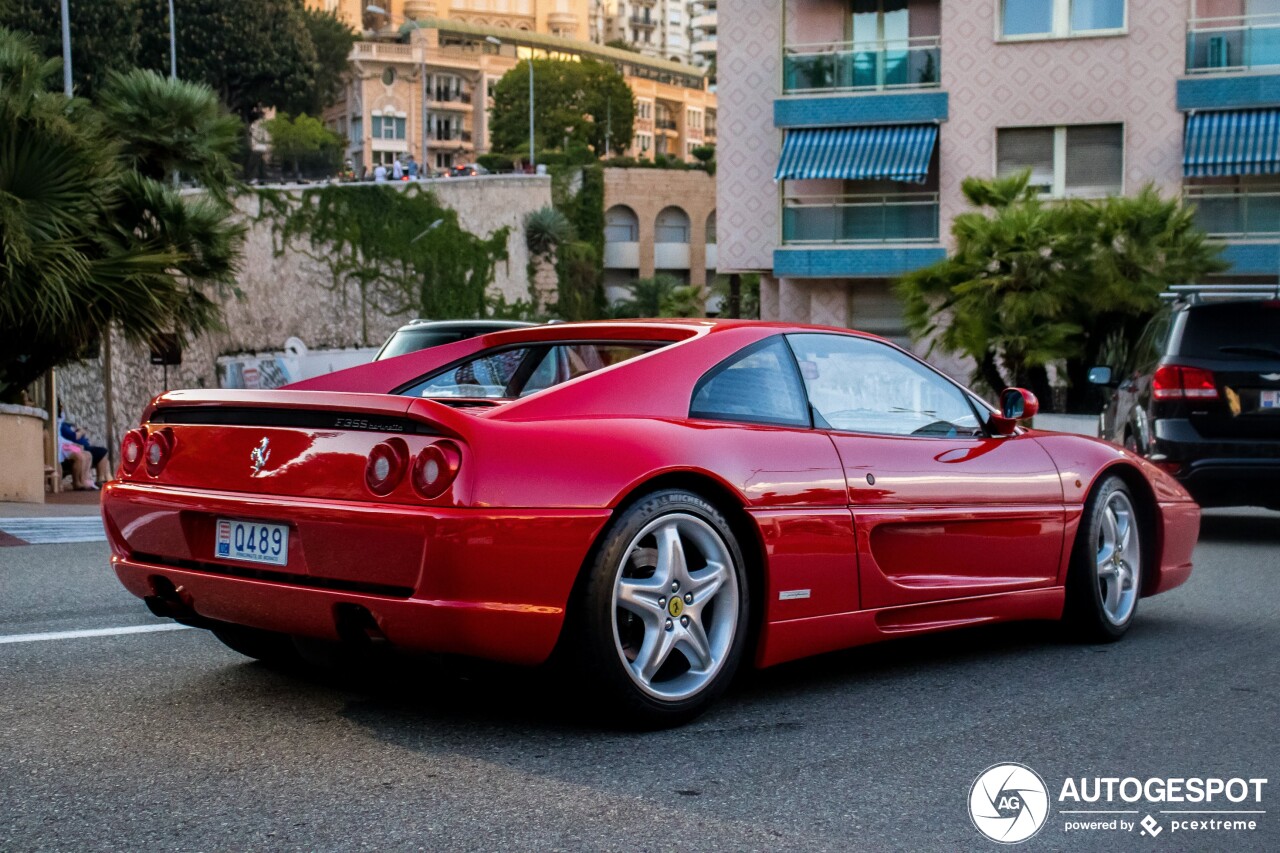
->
<box><xmin>374</xmin><ymin>319</ymin><xmax>534</xmax><ymax>361</ymax></box>
<box><xmin>1091</xmin><ymin>289</ymin><xmax>1280</xmax><ymax>509</ymax></box>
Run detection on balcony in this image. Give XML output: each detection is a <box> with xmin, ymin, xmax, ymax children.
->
<box><xmin>1187</xmin><ymin>15</ymin><xmax>1280</xmax><ymax>73</ymax></box>
<box><xmin>1189</xmin><ymin>186</ymin><xmax>1280</xmax><ymax>237</ymax></box>
<box><xmin>783</xmin><ymin>37</ymin><xmax>940</xmax><ymax>94</ymax></box>
<box><xmin>691</xmin><ymin>12</ymin><xmax>717</xmax><ymax>31</ymax></box>
<box><xmin>655</xmin><ymin>118</ymin><xmax>678</xmax><ymax>132</ymax></box>
<box><xmin>782</xmin><ymin>194</ymin><xmax>939</xmax><ymax>244</ymax></box>
<box><xmin>630</xmin><ymin>16</ymin><xmax>656</xmax><ymax>29</ymax></box>
<box><xmin>1186</xmin><ymin>185</ymin><xmax>1280</xmax><ymax>276</ymax></box>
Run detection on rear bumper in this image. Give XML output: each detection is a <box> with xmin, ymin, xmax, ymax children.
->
<box><xmin>1151</xmin><ymin>419</ymin><xmax>1280</xmax><ymax>508</ymax></box>
<box><xmin>103</xmin><ymin>482</ymin><xmax>611</xmax><ymax>664</ymax></box>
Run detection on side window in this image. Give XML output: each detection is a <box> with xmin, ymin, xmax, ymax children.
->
<box><xmin>786</xmin><ymin>333</ymin><xmax>982</xmax><ymax>438</ymax></box>
<box><xmin>1129</xmin><ymin>310</ymin><xmax>1171</xmax><ymax>375</ymax></box>
<box><xmin>690</xmin><ymin>337</ymin><xmax>810</xmax><ymax>427</ymax></box>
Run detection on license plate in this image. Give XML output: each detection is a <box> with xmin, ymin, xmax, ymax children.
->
<box><xmin>1262</xmin><ymin>390</ymin><xmax>1280</xmax><ymax>410</ymax></box>
<box><xmin>215</xmin><ymin>518</ymin><xmax>289</xmax><ymax>567</ymax></box>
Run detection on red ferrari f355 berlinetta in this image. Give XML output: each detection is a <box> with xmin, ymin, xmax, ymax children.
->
<box><xmin>103</xmin><ymin>321</ymin><xmax>1199</xmax><ymax>724</ymax></box>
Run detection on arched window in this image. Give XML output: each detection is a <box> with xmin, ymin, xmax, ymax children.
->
<box><xmin>705</xmin><ymin>210</ymin><xmax>717</xmax><ymax>244</ymax></box>
<box><xmin>605</xmin><ymin>205</ymin><xmax>639</xmax><ymax>242</ymax></box>
<box><xmin>654</xmin><ymin>206</ymin><xmax>691</xmax><ymax>243</ymax></box>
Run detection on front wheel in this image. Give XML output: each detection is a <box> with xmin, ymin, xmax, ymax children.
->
<box><xmin>576</xmin><ymin>490</ymin><xmax>750</xmax><ymax>727</ymax></box>
<box><xmin>1064</xmin><ymin>476</ymin><xmax>1143</xmax><ymax>642</ymax></box>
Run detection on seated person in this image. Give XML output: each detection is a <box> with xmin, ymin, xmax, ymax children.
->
<box><xmin>58</xmin><ymin>403</ymin><xmax>109</xmax><ymax>487</ymax></box>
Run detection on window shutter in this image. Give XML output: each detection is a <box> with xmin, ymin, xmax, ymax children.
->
<box><xmin>997</xmin><ymin>127</ymin><xmax>1055</xmax><ymax>190</ymax></box>
<box><xmin>1065</xmin><ymin>124</ymin><xmax>1123</xmax><ymax>197</ymax></box>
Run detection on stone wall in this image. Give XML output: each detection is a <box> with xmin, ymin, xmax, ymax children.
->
<box><xmin>59</xmin><ymin>176</ymin><xmax>551</xmax><ymax>455</ymax></box>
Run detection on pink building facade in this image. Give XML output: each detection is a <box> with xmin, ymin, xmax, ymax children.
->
<box><xmin>718</xmin><ymin>0</ymin><xmax>1280</xmax><ymax>344</ymax></box>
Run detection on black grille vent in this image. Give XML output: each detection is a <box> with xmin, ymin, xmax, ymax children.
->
<box><xmin>151</xmin><ymin>407</ymin><xmax>434</xmax><ymax>434</ymax></box>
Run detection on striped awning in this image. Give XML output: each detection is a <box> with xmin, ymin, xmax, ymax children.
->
<box><xmin>1184</xmin><ymin>109</ymin><xmax>1280</xmax><ymax>177</ymax></box>
<box><xmin>774</xmin><ymin>124</ymin><xmax>938</xmax><ymax>183</ymax></box>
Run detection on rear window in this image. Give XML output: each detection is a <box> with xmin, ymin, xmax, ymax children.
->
<box><xmin>378</xmin><ymin>329</ymin><xmax>473</xmax><ymax>360</ymax></box>
<box><xmin>1178</xmin><ymin>303</ymin><xmax>1280</xmax><ymax>360</ymax></box>
<box><xmin>397</xmin><ymin>341</ymin><xmax>666</xmax><ymax>399</ymax></box>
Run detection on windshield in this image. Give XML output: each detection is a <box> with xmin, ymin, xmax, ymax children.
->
<box><xmin>397</xmin><ymin>341</ymin><xmax>667</xmax><ymax>399</ymax></box>
<box><xmin>1178</xmin><ymin>302</ymin><xmax>1280</xmax><ymax>361</ymax></box>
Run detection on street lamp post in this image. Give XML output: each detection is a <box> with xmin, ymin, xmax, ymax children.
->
<box><xmin>59</xmin><ymin>0</ymin><xmax>71</xmax><ymax>96</ymax></box>
<box><xmin>367</xmin><ymin>5</ymin><xmax>428</xmax><ymax>177</ymax></box>
<box><xmin>485</xmin><ymin>36</ymin><xmax>534</xmax><ymax>172</ymax></box>
<box><xmin>168</xmin><ymin>0</ymin><xmax>177</xmax><ymax>80</ymax></box>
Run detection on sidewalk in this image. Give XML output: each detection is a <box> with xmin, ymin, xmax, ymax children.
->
<box><xmin>0</xmin><ymin>488</ymin><xmax>104</xmax><ymax>546</ymax></box>
<box><xmin>0</xmin><ymin>487</ymin><xmax>103</xmax><ymax>518</ymax></box>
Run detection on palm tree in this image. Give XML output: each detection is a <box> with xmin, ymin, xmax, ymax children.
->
<box><xmin>0</xmin><ymin>29</ymin><xmax>244</xmax><ymax>402</ymax></box>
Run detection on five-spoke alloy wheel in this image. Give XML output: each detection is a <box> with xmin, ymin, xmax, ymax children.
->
<box><xmin>577</xmin><ymin>489</ymin><xmax>749</xmax><ymax>726</ymax></box>
<box><xmin>1065</xmin><ymin>475</ymin><xmax>1144</xmax><ymax>641</ymax></box>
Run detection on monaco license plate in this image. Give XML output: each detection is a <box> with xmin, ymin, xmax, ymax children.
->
<box><xmin>215</xmin><ymin>518</ymin><xmax>289</xmax><ymax>567</ymax></box>
<box><xmin>1262</xmin><ymin>390</ymin><xmax>1280</xmax><ymax>410</ymax></box>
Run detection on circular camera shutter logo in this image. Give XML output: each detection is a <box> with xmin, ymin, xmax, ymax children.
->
<box><xmin>969</xmin><ymin>763</ymin><xmax>1050</xmax><ymax>844</ymax></box>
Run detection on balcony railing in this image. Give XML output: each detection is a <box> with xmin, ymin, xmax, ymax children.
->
<box><xmin>783</xmin><ymin>37</ymin><xmax>940</xmax><ymax>94</ymax></box>
<box><xmin>655</xmin><ymin>118</ymin><xmax>678</xmax><ymax>131</ymax></box>
<box><xmin>1186</xmin><ymin>186</ymin><xmax>1280</xmax><ymax>238</ymax></box>
<box><xmin>1187</xmin><ymin>15</ymin><xmax>1280</xmax><ymax>72</ymax></box>
<box><xmin>782</xmin><ymin>194</ymin><xmax>940</xmax><ymax>244</ymax></box>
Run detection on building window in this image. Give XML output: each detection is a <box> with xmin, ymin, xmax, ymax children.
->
<box><xmin>997</xmin><ymin>124</ymin><xmax>1123</xmax><ymax>198</ymax></box>
<box><xmin>350</xmin><ymin>117</ymin><xmax>363</xmax><ymax>145</ymax></box>
<box><xmin>372</xmin><ymin>115</ymin><xmax>407</xmax><ymax>140</ymax></box>
<box><xmin>382</xmin><ymin>67</ymin><xmax>397</xmax><ymax>86</ymax></box>
<box><xmin>1002</xmin><ymin>0</ymin><xmax>1125</xmax><ymax>39</ymax></box>
<box><xmin>686</xmin><ymin>109</ymin><xmax>702</xmax><ymax>129</ymax></box>
<box><xmin>655</xmin><ymin>206</ymin><xmax>691</xmax><ymax>243</ymax></box>
<box><xmin>605</xmin><ymin>205</ymin><xmax>639</xmax><ymax>242</ymax></box>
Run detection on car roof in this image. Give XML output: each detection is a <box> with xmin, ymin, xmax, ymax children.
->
<box><xmin>392</xmin><ymin>319</ymin><xmax>536</xmax><ymax>333</ymax></box>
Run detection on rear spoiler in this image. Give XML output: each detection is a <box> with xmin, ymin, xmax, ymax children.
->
<box><xmin>142</xmin><ymin>389</ymin><xmax>476</xmax><ymax>439</ymax></box>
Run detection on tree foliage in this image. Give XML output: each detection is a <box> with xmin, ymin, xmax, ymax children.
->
<box><xmin>259</xmin><ymin>184</ymin><xmax>511</xmax><ymax>341</ymax></box>
<box><xmin>896</xmin><ymin>172</ymin><xmax>1228</xmax><ymax>410</ymax></box>
<box><xmin>264</xmin><ymin>113</ymin><xmax>345</xmax><ymax>179</ymax></box>
<box><xmin>0</xmin><ymin>0</ymin><xmax>142</xmax><ymax>98</ymax></box>
<box><xmin>490</xmin><ymin>59</ymin><xmax>635</xmax><ymax>158</ymax></box>
<box><xmin>299</xmin><ymin>7</ymin><xmax>356</xmax><ymax>117</ymax></box>
<box><xmin>136</xmin><ymin>0</ymin><xmax>317</xmax><ymax>125</ymax></box>
<box><xmin>0</xmin><ymin>28</ymin><xmax>245</xmax><ymax>401</ymax></box>
<box><xmin>0</xmin><ymin>0</ymin><xmax>352</xmax><ymax>126</ymax></box>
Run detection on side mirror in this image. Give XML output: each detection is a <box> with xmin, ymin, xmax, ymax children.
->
<box><xmin>1088</xmin><ymin>366</ymin><xmax>1115</xmax><ymax>387</ymax></box>
<box><xmin>990</xmin><ymin>387</ymin><xmax>1040</xmax><ymax>435</ymax></box>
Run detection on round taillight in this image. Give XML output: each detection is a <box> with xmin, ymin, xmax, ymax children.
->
<box><xmin>412</xmin><ymin>441</ymin><xmax>461</xmax><ymax>499</ymax></box>
<box><xmin>120</xmin><ymin>430</ymin><xmax>147</xmax><ymax>474</ymax></box>
<box><xmin>365</xmin><ymin>439</ymin><xmax>408</xmax><ymax>496</ymax></box>
<box><xmin>143</xmin><ymin>428</ymin><xmax>174</xmax><ymax>477</ymax></box>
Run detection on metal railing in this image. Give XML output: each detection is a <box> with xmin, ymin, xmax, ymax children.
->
<box><xmin>782</xmin><ymin>194</ymin><xmax>940</xmax><ymax>244</ymax></box>
<box><xmin>655</xmin><ymin>118</ymin><xmax>678</xmax><ymax>131</ymax></box>
<box><xmin>1186</xmin><ymin>14</ymin><xmax>1280</xmax><ymax>72</ymax></box>
<box><xmin>1185</xmin><ymin>186</ymin><xmax>1280</xmax><ymax>238</ymax></box>
<box><xmin>783</xmin><ymin>36</ymin><xmax>941</xmax><ymax>93</ymax></box>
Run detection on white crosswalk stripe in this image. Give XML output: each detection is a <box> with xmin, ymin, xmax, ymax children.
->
<box><xmin>0</xmin><ymin>517</ymin><xmax>106</xmax><ymax>545</ymax></box>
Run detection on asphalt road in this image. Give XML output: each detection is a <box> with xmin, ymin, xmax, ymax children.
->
<box><xmin>1</xmin><ymin>510</ymin><xmax>1277</xmax><ymax>852</ymax></box>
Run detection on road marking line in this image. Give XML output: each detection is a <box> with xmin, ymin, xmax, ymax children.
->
<box><xmin>0</xmin><ymin>624</ymin><xmax>193</xmax><ymax>645</ymax></box>
<box><xmin>0</xmin><ymin>517</ymin><xmax>106</xmax><ymax>546</ymax></box>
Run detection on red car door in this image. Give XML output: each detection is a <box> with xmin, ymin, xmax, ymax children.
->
<box><xmin>786</xmin><ymin>333</ymin><xmax>1065</xmax><ymax>610</ymax></box>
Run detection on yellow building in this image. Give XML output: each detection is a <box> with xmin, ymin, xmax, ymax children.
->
<box><xmin>310</xmin><ymin>0</ymin><xmax>593</xmax><ymax>42</ymax></box>
<box><xmin>310</xmin><ymin>12</ymin><xmax>715</xmax><ymax>173</ymax></box>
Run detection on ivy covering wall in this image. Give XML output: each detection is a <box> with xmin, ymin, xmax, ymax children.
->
<box><xmin>257</xmin><ymin>184</ymin><xmax>513</xmax><ymax>342</ymax></box>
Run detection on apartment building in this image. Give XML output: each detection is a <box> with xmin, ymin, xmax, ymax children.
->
<box><xmin>691</xmin><ymin>0</ymin><xmax>717</xmax><ymax>71</ymax></box>
<box><xmin>717</xmin><ymin>0</ymin><xmax>1280</xmax><ymax>342</ymax></box>
<box><xmin>314</xmin><ymin>0</ymin><xmax>594</xmax><ymax>41</ymax></box>
<box><xmin>317</xmin><ymin>12</ymin><xmax>714</xmax><ymax>173</ymax></box>
<box><xmin>599</xmin><ymin>1</ymin><xmax>693</xmax><ymax>64</ymax></box>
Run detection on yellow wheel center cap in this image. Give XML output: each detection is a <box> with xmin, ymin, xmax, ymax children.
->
<box><xmin>668</xmin><ymin>597</ymin><xmax>684</xmax><ymax>618</ymax></box>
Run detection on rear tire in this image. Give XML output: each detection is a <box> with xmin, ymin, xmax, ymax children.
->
<box><xmin>1064</xmin><ymin>476</ymin><xmax>1143</xmax><ymax>642</ymax></box>
<box><xmin>575</xmin><ymin>489</ymin><xmax>750</xmax><ymax>728</ymax></box>
<box><xmin>211</xmin><ymin>623</ymin><xmax>299</xmax><ymax>666</ymax></box>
